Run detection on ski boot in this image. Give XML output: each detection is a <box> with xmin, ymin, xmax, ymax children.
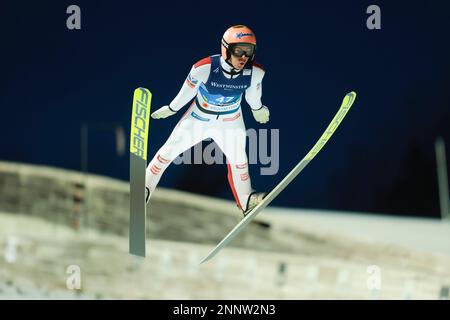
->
<box><xmin>145</xmin><ymin>187</ymin><xmax>153</xmax><ymax>204</ymax></box>
<box><xmin>242</xmin><ymin>192</ymin><xmax>268</xmax><ymax>217</ymax></box>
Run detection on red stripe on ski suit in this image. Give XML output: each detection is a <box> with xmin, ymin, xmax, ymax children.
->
<box><xmin>194</xmin><ymin>56</ymin><xmax>211</xmax><ymax>69</ymax></box>
<box><xmin>253</xmin><ymin>61</ymin><xmax>265</xmax><ymax>71</ymax></box>
<box><xmin>227</xmin><ymin>163</ymin><xmax>242</xmax><ymax>209</ymax></box>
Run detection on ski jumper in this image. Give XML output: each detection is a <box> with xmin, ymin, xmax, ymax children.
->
<box><xmin>145</xmin><ymin>54</ymin><xmax>265</xmax><ymax>210</ymax></box>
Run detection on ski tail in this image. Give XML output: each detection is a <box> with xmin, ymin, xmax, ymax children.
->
<box><xmin>129</xmin><ymin>87</ymin><xmax>152</xmax><ymax>257</ymax></box>
<box><xmin>199</xmin><ymin>91</ymin><xmax>357</xmax><ymax>264</ymax></box>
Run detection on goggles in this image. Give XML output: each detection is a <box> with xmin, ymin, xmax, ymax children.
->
<box><xmin>229</xmin><ymin>43</ymin><xmax>255</xmax><ymax>58</ymax></box>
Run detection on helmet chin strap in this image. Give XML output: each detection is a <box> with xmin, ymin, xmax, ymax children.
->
<box><xmin>222</xmin><ymin>59</ymin><xmax>243</xmax><ymax>79</ymax></box>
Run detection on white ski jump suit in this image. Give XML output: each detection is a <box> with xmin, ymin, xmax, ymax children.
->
<box><xmin>145</xmin><ymin>54</ymin><xmax>266</xmax><ymax>210</ymax></box>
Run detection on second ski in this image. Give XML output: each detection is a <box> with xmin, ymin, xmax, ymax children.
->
<box><xmin>199</xmin><ymin>91</ymin><xmax>357</xmax><ymax>264</ymax></box>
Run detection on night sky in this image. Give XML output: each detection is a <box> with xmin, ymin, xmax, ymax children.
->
<box><xmin>2</xmin><ymin>1</ymin><xmax>450</xmax><ymax>217</ymax></box>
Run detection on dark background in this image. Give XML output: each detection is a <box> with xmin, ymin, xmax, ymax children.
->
<box><xmin>1</xmin><ymin>0</ymin><xmax>449</xmax><ymax>217</ymax></box>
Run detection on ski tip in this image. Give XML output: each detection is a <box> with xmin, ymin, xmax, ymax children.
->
<box><xmin>135</xmin><ymin>87</ymin><xmax>152</xmax><ymax>96</ymax></box>
<box><xmin>343</xmin><ymin>91</ymin><xmax>357</xmax><ymax>106</ymax></box>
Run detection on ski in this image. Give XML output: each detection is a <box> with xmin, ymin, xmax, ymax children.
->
<box><xmin>199</xmin><ymin>91</ymin><xmax>357</xmax><ymax>264</ymax></box>
<box><xmin>129</xmin><ymin>87</ymin><xmax>152</xmax><ymax>257</ymax></box>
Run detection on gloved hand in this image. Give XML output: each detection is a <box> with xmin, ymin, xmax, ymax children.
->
<box><xmin>151</xmin><ymin>105</ymin><xmax>177</xmax><ymax>119</ymax></box>
<box><xmin>251</xmin><ymin>105</ymin><xmax>270</xmax><ymax>124</ymax></box>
